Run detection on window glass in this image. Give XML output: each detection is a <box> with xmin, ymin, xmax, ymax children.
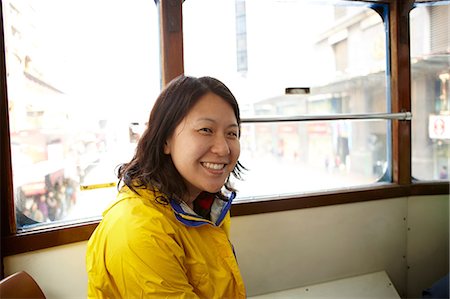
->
<box><xmin>183</xmin><ymin>0</ymin><xmax>389</xmax><ymax>200</ymax></box>
<box><xmin>3</xmin><ymin>0</ymin><xmax>161</xmax><ymax>230</ymax></box>
<box><xmin>410</xmin><ymin>3</ymin><xmax>450</xmax><ymax>181</ymax></box>
<box><xmin>238</xmin><ymin>120</ymin><xmax>388</xmax><ymax>199</ymax></box>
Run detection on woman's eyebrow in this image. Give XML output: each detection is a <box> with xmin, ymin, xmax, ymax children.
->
<box><xmin>195</xmin><ymin>118</ymin><xmax>238</xmax><ymax>128</ymax></box>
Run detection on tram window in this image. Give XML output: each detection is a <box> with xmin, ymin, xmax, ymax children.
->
<box><xmin>183</xmin><ymin>0</ymin><xmax>389</xmax><ymax>201</ymax></box>
<box><xmin>3</xmin><ymin>0</ymin><xmax>161</xmax><ymax>231</ymax></box>
<box><xmin>410</xmin><ymin>2</ymin><xmax>450</xmax><ymax>181</ymax></box>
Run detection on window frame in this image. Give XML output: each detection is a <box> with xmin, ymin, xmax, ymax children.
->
<box><xmin>1</xmin><ymin>0</ymin><xmax>448</xmax><ymax>260</ymax></box>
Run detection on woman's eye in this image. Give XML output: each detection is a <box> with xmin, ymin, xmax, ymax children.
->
<box><xmin>228</xmin><ymin>131</ymin><xmax>239</xmax><ymax>138</ymax></box>
<box><xmin>199</xmin><ymin>128</ymin><xmax>212</xmax><ymax>134</ymax></box>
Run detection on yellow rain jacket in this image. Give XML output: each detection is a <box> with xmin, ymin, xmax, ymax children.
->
<box><xmin>86</xmin><ymin>186</ymin><xmax>246</xmax><ymax>299</ymax></box>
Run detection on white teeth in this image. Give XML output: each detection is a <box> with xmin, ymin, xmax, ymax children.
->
<box><xmin>203</xmin><ymin>162</ymin><xmax>225</xmax><ymax>170</ymax></box>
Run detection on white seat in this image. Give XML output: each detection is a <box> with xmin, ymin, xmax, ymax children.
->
<box><xmin>249</xmin><ymin>271</ymin><xmax>401</xmax><ymax>299</ymax></box>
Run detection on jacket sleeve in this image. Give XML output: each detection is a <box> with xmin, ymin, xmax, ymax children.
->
<box><xmin>105</xmin><ymin>217</ymin><xmax>201</xmax><ymax>299</ymax></box>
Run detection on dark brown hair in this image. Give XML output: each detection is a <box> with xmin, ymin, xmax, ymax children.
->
<box><xmin>117</xmin><ymin>75</ymin><xmax>245</xmax><ymax>202</ymax></box>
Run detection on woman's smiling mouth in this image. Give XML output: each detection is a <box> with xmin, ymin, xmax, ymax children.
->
<box><xmin>202</xmin><ymin>162</ymin><xmax>226</xmax><ymax>170</ymax></box>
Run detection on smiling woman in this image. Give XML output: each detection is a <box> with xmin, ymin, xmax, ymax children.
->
<box><xmin>1</xmin><ymin>1</ymin><xmax>449</xmax><ymax>298</ymax></box>
<box><xmin>164</xmin><ymin>92</ymin><xmax>241</xmax><ymax>205</ymax></box>
<box><xmin>86</xmin><ymin>75</ymin><xmax>246</xmax><ymax>298</ymax></box>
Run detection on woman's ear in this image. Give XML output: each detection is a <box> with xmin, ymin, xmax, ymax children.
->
<box><xmin>164</xmin><ymin>140</ymin><xmax>170</xmax><ymax>155</ymax></box>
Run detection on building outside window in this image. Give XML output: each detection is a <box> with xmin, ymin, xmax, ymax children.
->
<box><xmin>235</xmin><ymin>0</ymin><xmax>248</xmax><ymax>74</ymax></box>
<box><xmin>184</xmin><ymin>0</ymin><xmax>390</xmax><ymax>200</ymax></box>
<box><xmin>410</xmin><ymin>3</ymin><xmax>450</xmax><ymax>181</ymax></box>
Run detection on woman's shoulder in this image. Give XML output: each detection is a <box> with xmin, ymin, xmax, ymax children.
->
<box><xmin>101</xmin><ymin>186</ymin><xmax>174</xmax><ymax>229</ymax></box>
<box><xmin>87</xmin><ymin>187</ymin><xmax>181</xmax><ymax>266</ymax></box>
<box><xmin>117</xmin><ymin>185</ymin><xmax>169</xmax><ymax>207</ymax></box>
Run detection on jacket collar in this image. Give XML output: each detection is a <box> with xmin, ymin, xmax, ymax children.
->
<box><xmin>169</xmin><ymin>192</ymin><xmax>236</xmax><ymax>227</ymax></box>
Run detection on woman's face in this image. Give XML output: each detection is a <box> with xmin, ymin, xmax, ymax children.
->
<box><xmin>164</xmin><ymin>92</ymin><xmax>240</xmax><ymax>201</ymax></box>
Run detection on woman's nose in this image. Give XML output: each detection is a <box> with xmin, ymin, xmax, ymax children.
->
<box><xmin>211</xmin><ymin>135</ymin><xmax>231</xmax><ymax>156</ymax></box>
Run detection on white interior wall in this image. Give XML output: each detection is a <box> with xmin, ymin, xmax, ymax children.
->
<box><xmin>3</xmin><ymin>194</ymin><xmax>449</xmax><ymax>299</ymax></box>
<box><xmin>406</xmin><ymin>195</ymin><xmax>449</xmax><ymax>297</ymax></box>
<box><xmin>4</xmin><ymin>241</ymin><xmax>88</xmax><ymax>299</ymax></box>
<box><xmin>231</xmin><ymin>197</ymin><xmax>408</xmax><ymax>297</ymax></box>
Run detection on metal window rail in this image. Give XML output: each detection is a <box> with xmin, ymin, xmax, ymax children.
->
<box><xmin>80</xmin><ymin>112</ymin><xmax>411</xmax><ymax>190</ymax></box>
<box><xmin>241</xmin><ymin>112</ymin><xmax>412</xmax><ymax>123</ymax></box>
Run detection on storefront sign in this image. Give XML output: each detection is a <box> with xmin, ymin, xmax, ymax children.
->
<box><xmin>429</xmin><ymin>114</ymin><xmax>450</xmax><ymax>139</ymax></box>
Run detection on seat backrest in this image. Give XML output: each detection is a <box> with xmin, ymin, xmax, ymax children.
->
<box><xmin>0</xmin><ymin>271</ymin><xmax>46</xmax><ymax>299</ymax></box>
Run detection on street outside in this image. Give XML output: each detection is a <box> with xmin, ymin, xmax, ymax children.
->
<box><xmin>65</xmin><ymin>153</ymin><xmax>376</xmax><ymax>222</ymax></box>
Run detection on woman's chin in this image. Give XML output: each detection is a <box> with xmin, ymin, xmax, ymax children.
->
<box><xmin>203</xmin><ymin>184</ymin><xmax>223</xmax><ymax>194</ymax></box>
